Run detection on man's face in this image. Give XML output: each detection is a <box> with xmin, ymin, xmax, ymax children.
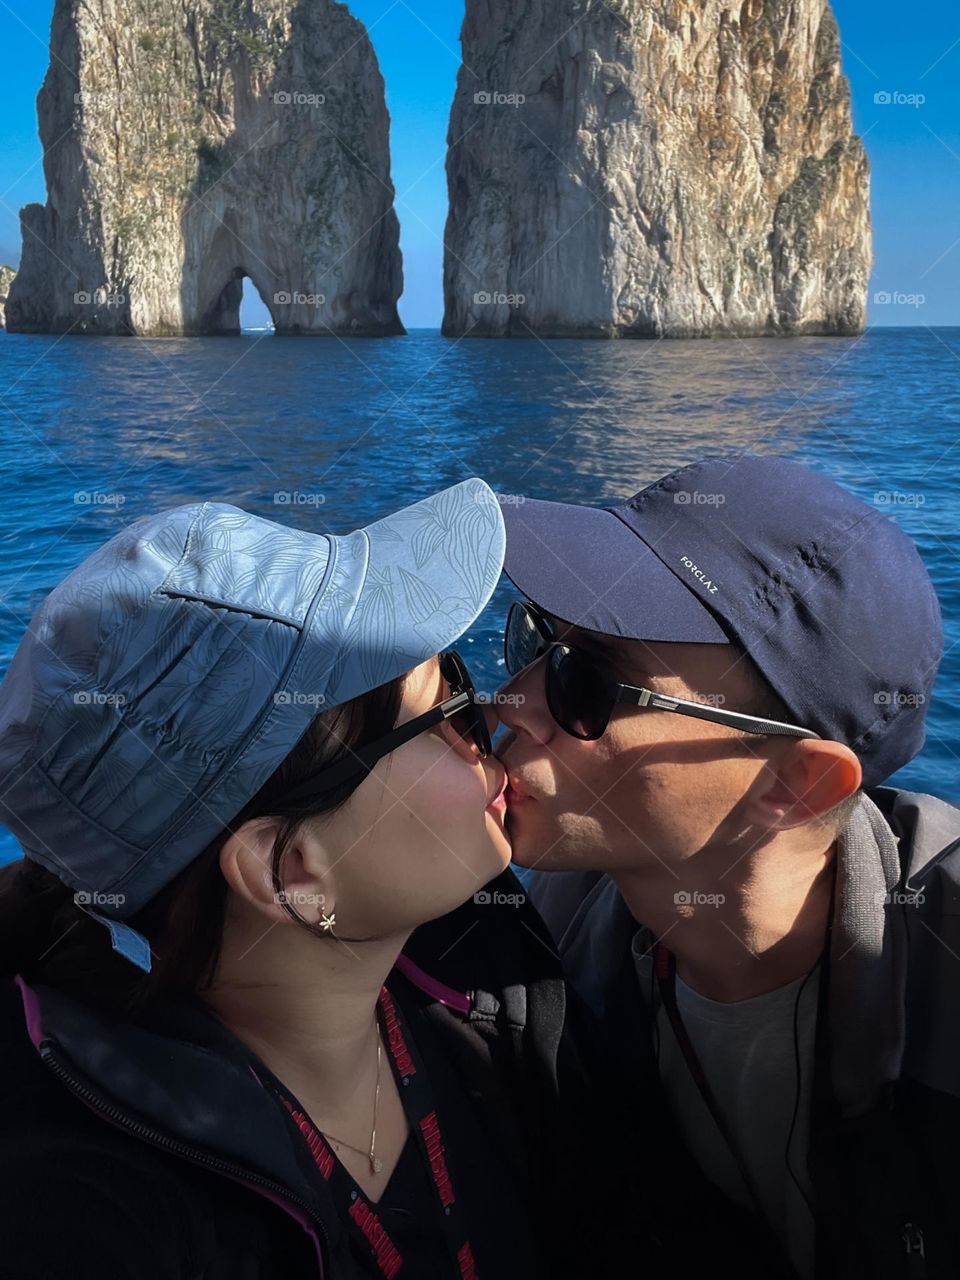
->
<box><xmin>495</xmin><ymin>612</ymin><xmax>779</xmax><ymax>873</ymax></box>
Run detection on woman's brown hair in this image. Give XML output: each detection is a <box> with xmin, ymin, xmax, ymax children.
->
<box><xmin>0</xmin><ymin>675</ymin><xmax>406</xmax><ymax>1021</ymax></box>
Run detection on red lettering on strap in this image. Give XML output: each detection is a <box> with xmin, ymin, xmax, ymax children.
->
<box><xmin>457</xmin><ymin>1240</ymin><xmax>477</xmax><ymax>1279</ymax></box>
<box><xmin>419</xmin><ymin>1110</ymin><xmax>455</xmax><ymax>1207</ymax></box>
<box><xmin>279</xmin><ymin>1097</ymin><xmax>334</xmax><ymax>1181</ymax></box>
<box><xmin>349</xmin><ymin>1196</ymin><xmax>403</xmax><ymax>1279</ymax></box>
<box><xmin>380</xmin><ymin>987</ymin><xmax>416</xmax><ymax>1078</ymax></box>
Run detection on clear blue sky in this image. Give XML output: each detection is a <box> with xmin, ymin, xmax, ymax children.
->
<box><xmin>1</xmin><ymin>0</ymin><xmax>957</xmax><ymax>328</ymax></box>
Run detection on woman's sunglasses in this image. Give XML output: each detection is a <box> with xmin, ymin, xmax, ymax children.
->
<box><xmin>281</xmin><ymin>649</ymin><xmax>491</xmax><ymax>804</ymax></box>
<box><xmin>504</xmin><ymin>599</ymin><xmax>822</xmax><ymax>743</ymax></box>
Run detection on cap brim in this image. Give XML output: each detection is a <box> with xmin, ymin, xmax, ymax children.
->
<box><xmin>323</xmin><ymin>477</ymin><xmax>507</xmax><ymax>703</ymax></box>
<box><xmin>501</xmin><ymin>497</ymin><xmax>730</xmax><ymax>644</ymax></box>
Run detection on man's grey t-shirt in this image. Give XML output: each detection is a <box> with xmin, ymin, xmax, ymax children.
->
<box><xmin>632</xmin><ymin>932</ymin><xmax>820</xmax><ymax>1280</ymax></box>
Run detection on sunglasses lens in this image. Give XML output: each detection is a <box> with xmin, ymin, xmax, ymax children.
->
<box><xmin>441</xmin><ymin>652</ymin><xmax>491</xmax><ymax>757</ymax></box>
<box><xmin>505</xmin><ymin>603</ymin><xmax>546</xmax><ymax>675</ymax></box>
<box><xmin>547</xmin><ymin>647</ymin><xmax>616</xmax><ymax>739</ymax></box>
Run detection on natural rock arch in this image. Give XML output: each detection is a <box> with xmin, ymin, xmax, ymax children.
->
<box><xmin>6</xmin><ymin>0</ymin><xmax>404</xmax><ymax>338</ymax></box>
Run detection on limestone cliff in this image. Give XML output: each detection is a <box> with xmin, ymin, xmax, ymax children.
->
<box><xmin>443</xmin><ymin>0</ymin><xmax>870</xmax><ymax>338</ymax></box>
<box><xmin>0</xmin><ymin>266</ymin><xmax>15</xmax><ymax>329</ymax></box>
<box><xmin>7</xmin><ymin>0</ymin><xmax>403</xmax><ymax>336</ymax></box>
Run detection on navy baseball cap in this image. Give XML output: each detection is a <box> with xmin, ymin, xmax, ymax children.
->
<box><xmin>0</xmin><ymin>478</ymin><xmax>505</xmax><ymax>972</ymax></box>
<box><xmin>501</xmin><ymin>455</ymin><xmax>943</xmax><ymax>788</ymax></box>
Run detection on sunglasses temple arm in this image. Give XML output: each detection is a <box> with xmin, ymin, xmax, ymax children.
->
<box><xmin>282</xmin><ymin>700</ymin><xmax>468</xmax><ymax>803</ymax></box>
<box><xmin>621</xmin><ymin>688</ymin><xmax>821</xmax><ymax>739</ymax></box>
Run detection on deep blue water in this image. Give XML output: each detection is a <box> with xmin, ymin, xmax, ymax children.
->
<box><xmin>1</xmin><ymin>326</ymin><xmax>957</xmax><ymax>864</ymax></box>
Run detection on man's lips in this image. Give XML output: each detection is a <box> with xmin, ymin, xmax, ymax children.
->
<box><xmin>504</xmin><ymin>775</ymin><xmax>535</xmax><ymax>805</ymax></box>
<box><xmin>485</xmin><ymin>769</ymin><xmax>509</xmax><ymax>812</ymax></box>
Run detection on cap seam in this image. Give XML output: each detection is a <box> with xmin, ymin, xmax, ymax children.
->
<box><xmin>753</xmin><ymin>508</ymin><xmax>879</xmax><ymax>614</ymax></box>
<box><xmin>157</xmin><ymin>589</ymin><xmax>302</xmax><ymax>630</ymax></box>
<box><xmin>605</xmin><ymin>505</ymin><xmax>740</xmax><ymax>644</ymax></box>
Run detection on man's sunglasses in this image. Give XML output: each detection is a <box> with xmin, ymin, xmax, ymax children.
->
<box><xmin>504</xmin><ymin>600</ymin><xmax>822</xmax><ymax>743</ymax></box>
<box><xmin>281</xmin><ymin>649</ymin><xmax>491</xmax><ymax>805</ymax></box>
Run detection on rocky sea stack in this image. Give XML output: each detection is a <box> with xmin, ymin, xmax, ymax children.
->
<box><xmin>0</xmin><ymin>266</ymin><xmax>15</xmax><ymax>329</ymax></box>
<box><xmin>6</xmin><ymin>0</ymin><xmax>404</xmax><ymax>336</ymax></box>
<box><xmin>443</xmin><ymin>0</ymin><xmax>871</xmax><ymax>338</ymax></box>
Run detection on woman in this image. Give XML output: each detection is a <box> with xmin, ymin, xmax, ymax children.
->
<box><xmin>0</xmin><ymin>479</ymin><xmax>620</xmax><ymax>1280</ymax></box>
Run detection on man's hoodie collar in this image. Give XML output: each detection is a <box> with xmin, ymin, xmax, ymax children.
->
<box><xmin>531</xmin><ymin>786</ymin><xmax>960</xmax><ymax>1120</ymax></box>
<box><xmin>828</xmin><ymin>789</ymin><xmax>906</xmax><ymax>1115</ymax></box>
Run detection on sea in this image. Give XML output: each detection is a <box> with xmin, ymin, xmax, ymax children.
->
<box><xmin>0</xmin><ymin>325</ymin><xmax>957</xmax><ymax>864</ymax></box>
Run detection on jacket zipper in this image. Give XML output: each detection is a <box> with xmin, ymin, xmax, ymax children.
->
<box><xmin>40</xmin><ymin>1042</ymin><xmax>329</xmax><ymax>1275</ymax></box>
<box><xmin>901</xmin><ymin>1222</ymin><xmax>926</xmax><ymax>1279</ymax></box>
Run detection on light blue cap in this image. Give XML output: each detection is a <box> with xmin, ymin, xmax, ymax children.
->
<box><xmin>0</xmin><ymin>479</ymin><xmax>506</xmax><ymax>972</ymax></box>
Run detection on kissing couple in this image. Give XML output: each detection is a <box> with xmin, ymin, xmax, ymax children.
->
<box><xmin>0</xmin><ymin>454</ymin><xmax>956</xmax><ymax>1280</ymax></box>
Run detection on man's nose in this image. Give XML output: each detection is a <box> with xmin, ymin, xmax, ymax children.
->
<box><xmin>493</xmin><ymin>661</ymin><xmax>554</xmax><ymax>743</ymax></box>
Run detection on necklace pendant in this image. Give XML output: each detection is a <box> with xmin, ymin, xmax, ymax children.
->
<box><xmin>371</xmin><ymin>1156</ymin><xmax>383</xmax><ymax>1174</ymax></box>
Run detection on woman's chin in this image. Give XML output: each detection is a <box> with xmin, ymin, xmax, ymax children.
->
<box><xmin>483</xmin><ymin>810</ymin><xmax>514</xmax><ymax>870</ymax></box>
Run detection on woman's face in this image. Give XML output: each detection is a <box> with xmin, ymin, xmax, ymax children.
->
<box><xmin>304</xmin><ymin>655</ymin><xmax>511</xmax><ymax>939</ymax></box>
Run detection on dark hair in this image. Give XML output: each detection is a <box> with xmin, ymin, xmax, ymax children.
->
<box><xmin>0</xmin><ymin>674</ymin><xmax>406</xmax><ymax>1021</ymax></box>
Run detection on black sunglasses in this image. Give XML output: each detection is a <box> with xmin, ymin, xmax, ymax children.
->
<box><xmin>281</xmin><ymin>649</ymin><xmax>490</xmax><ymax>805</ymax></box>
<box><xmin>504</xmin><ymin>600</ymin><xmax>822</xmax><ymax>743</ymax></box>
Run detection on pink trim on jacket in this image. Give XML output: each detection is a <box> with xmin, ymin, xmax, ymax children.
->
<box><xmin>394</xmin><ymin>953</ymin><xmax>472</xmax><ymax>1015</ymax></box>
<box><xmin>13</xmin><ymin>975</ymin><xmax>326</xmax><ymax>1276</ymax></box>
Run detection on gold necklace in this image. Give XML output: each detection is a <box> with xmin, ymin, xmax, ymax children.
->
<box><xmin>319</xmin><ymin>1031</ymin><xmax>383</xmax><ymax>1175</ymax></box>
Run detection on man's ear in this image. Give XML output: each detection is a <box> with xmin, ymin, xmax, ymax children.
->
<box><xmin>219</xmin><ymin>816</ymin><xmax>329</xmax><ymax>927</ymax></box>
<box><xmin>743</xmin><ymin>739</ymin><xmax>863</xmax><ymax>831</ymax></box>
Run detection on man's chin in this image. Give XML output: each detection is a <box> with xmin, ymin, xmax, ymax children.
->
<box><xmin>505</xmin><ymin>803</ymin><xmax>603</xmax><ymax>872</ymax></box>
<box><xmin>507</xmin><ymin>827</ymin><xmax>593</xmax><ymax>873</ymax></box>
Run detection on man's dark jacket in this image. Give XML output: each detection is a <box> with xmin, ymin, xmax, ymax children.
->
<box><xmin>527</xmin><ymin>786</ymin><xmax>960</xmax><ymax>1280</ymax></box>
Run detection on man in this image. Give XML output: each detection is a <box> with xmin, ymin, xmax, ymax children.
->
<box><xmin>493</xmin><ymin>454</ymin><xmax>960</xmax><ymax>1280</ymax></box>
